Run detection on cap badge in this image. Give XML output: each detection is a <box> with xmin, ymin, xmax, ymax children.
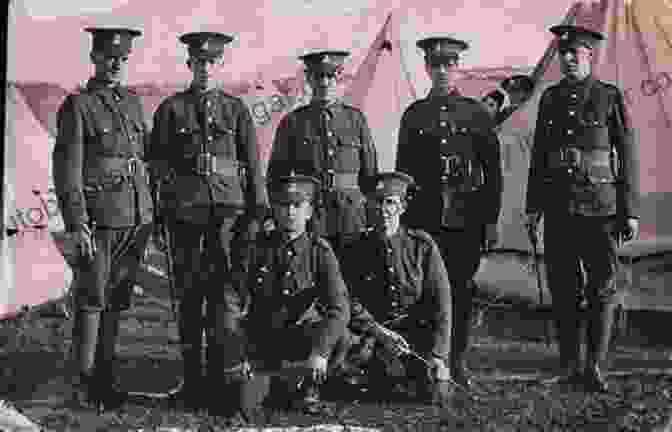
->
<box><xmin>201</xmin><ymin>40</ymin><xmax>210</xmax><ymax>51</ymax></box>
<box><xmin>561</xmin><ymin>32</ymin><xmax>570</xmax><ymax>40</ymax></box>
<box><xmin>112</xmin><ymin>34</ymin><xmax>121</xmax><ymax>45</ymax></box>
<box><xmin>322</xmin><ymin>55</ymin><xmax>330</xmax><ymax>63</ymax></box>
<box><xmin>287</xmin><ymin>183</ymin><xmax>299</xmax><ymax>193</ymax></box>
<box><xmin>376</xmin><ymin>181</ymin><xmax>385</xmax><ymax>190</ymax></box>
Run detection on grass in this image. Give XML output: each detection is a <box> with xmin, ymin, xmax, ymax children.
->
<box><xmin>1</xmin><ymin>293</ymin><xmax>672</xmax><ymax>431</ymax></box>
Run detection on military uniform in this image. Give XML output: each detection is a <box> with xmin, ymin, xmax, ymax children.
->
<box><xmin>52</xmin><ymin>27</ymin><xmax>153</xmax><ymax>409</ymax></box>
<box><xmin>396</xmin><ymin>37</ymin><xmax>502</xmax><ymax>386</ymax></box>
<box><xmin>526</xmin><ymin>25</ymin><xmax>639</xmax><ymax>391</ymax></box>
<box><xmin>220</xmin><ymin>174</ymin><xmax>350</xmax><ymax>413</ymax></box>
<box><xmin>342</xmin><ymin>172</ymin><xmax>452</xmax><ymax>398</ymax></box>
<box><xmin>267</xmin><ymin>50</ymin><xmax>378</xmax><ymax>257</ymax></box>
<box><xmin>147</xmin><ymin>32</ymin><xmax>268</xmax><ymax>407</ymax></box>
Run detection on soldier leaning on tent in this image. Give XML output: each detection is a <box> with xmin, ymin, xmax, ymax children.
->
<box><xmin>266</xmin><ymin>50</ymin><xmax>378</xmax><ymax>261</ymax></box>
<box><xmin>51</xmin><ymin>27</ymin><xmax>154</xmax><ymax>411</ymax></box>
<box><xmin>220</xmin><ymin>173</ymin><xmax>351</xmax><ymax>416</ymax></box>
<box><xmin>525</xmin><ymin>25</ymin><xmax>640</xmax><ymax>393</ymax></box>
<box><xmin>146</xmin><ymin>32</ymin><xmax>269</xmax><ymax>413</ymax></box>
<box><xmin>495</xmin><ymin>74</ymin><xmax>535</xmax><ymax>125</ymax></box>
<box><xmin>395</xmin><ymin>37</ymin><xmax>503</xmax><ymax>391</ymax></box>
<box><xmin>339</xmin><ymin>171</ymin><xmax>456</xmax><ymax>403</ymax></box>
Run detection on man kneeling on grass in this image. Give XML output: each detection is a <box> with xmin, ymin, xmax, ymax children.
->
<box><xmin>217</xmin><ymin>172</ymin><xmax>351</xmax><ymax>418</ymax></box>
<box><xmin>340</xmin><ymin>171</ymin><xmax>456</xmax><ymax>403</ymax></box>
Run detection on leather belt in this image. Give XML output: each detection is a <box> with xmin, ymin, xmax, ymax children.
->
<box><xmin>324</xmin><ymin>171</ymin><xmax>359</xmax><ymax>190</ymax></box>
<box><xmin>548</xmin><ymin>148</ymin><xmax>615</xmax><ymax>183</ymax></box>
<box><xmin>181</xmin><ymin>155</ymin><xmax>239</xmax><ymax>177</ymax></box>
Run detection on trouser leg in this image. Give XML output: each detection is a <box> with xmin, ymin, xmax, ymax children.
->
<box><xmin>70</xmin><ymin>309</ymin><xmax>101</xmax><ymax>404</ymax></box>
<box><xmin>544</xmin><ymin>214</ymin><xmax>583</xmax><ymax>373</ymax></box>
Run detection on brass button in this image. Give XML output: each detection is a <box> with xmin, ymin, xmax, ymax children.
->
<box><xmin>285</xmin><ymin>271</ymin><xmax>292</xmax><ymax>277</ymax></box>
<box><xmin>391</xmin><ymin>301</ymin><xmax>398</xmax><ymax>307</ymax></box>
<box><xmin>440</xmin><ymin>121</ymin><xmax>447</xmax><ymax>127</ymax></box>
<box><xmin>208</xmin><ymin>136</ymin><xmax>213</xmax><ymax>141</ymax></box>
<box><xmin>571</xmin><ymin>93</ymin><xmax>577</xmax><ymax>99</ymax></box>
<box><xmin>388</xmin><ymin>267</ymin><xmax>394</xmax><ymax>273</ymax></box>
<box><xmin>419</xmin><ymin>129</ymin><xmax>424</xmax><ymax>135</ymax></box>
<box><xmin>441</xmin><ymin>138</ymin><xmax>447</xmax><ymax>144</ymax></box>
<box><xmin>328</xmin><ymin>149</ymin><xmax>335</xmax><ymax>157</ymax></box>
<box><xmin>327</xmin><ymin>131</ymin><xmax>334</xmax><ymax>137</ymax></box>
<box><xmin>283</xmin><ymin>289</ymin><xmax>290</xmax><ymax>295</ymax></box>
<box><xmin>441</xmin><ymin>105</ymin><xmax>448</xmax><ymax>111</ymax></box>
<box><xmin>567</xmin><ymin>129</ymin><xmax>574</xmax><ymax>135</ymax></box>
<box><xmin>569</xmin><ymin>111</ymin><xmax>575</xmax><ymax>116</ymax></box>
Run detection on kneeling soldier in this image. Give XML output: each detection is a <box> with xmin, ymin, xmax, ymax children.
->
<box><xmin>221</xmin><ymin>173</ymin><xmax>351</xmax><ymax>414</ymax></box>
<box><xmin>342</xmin><ymin>171</ymin><xmax>454</xmax><ymax>403</ymax></box>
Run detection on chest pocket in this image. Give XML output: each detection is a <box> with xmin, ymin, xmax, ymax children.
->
<box><xmin>332</xmin><ymin>129</ymin><xmax>362</xmax><ymax>173</ymax></box>
<box><xmin>90</xmin><ymin>115</ymin><xmax>129</xmax><ymax>157</ymax></box>
<box><xmin>210</xmin><ymin>116</ymin><xmax>237</xmax><ymax>159</ymax></box>
<box><xmin>174</xmin><ymin>119</ymin><xmax>202</xmax><ymax>157</ymax></box>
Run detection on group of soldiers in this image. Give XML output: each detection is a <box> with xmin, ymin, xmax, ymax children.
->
<box><xmin>52</xmin><ymin>22</ymin><xmax>640</xmax><ymax>422</ymax></box>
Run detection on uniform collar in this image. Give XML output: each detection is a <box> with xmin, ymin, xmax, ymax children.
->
<box><xmin>310</xmin><ymin>99</ymin><xmax>343</xmax><ymax>115</ymax></box>
<box><xmin>427</xmin><ymin>86</ymin><xmax>461</xmax><ymax>99</ymax></box>
<box><xmin>86</xmin><ymin>78</ymin><xmax>122</xmax><ymax>93</ymax></box>
<box><xmin>561</xmin><ymin>74</ymin><xmax>594</xmax><ymax>89</ymax></box>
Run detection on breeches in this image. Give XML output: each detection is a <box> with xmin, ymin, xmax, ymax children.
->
<box><xmin>74</xmin><ymin>223</ymin><xmax>152</xmax><ymax>312</ymax></box>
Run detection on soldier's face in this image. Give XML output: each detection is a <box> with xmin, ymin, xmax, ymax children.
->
<box><xmin>374</xmin><ymin>195</ymin><xmax>406</xmax><ymax>231</ymax></box>
<box><xmin>91</xmin><ymin>51</ymin><xmax>128</xmax><ymax>83</ymax></box>
<box><xmin>188</xmin><ymin>56</ymin><xmax>223</xmax><ymax>89</ymax></box>
<box><xmin>425</xmin><ymin>58</ymin><xmax>460</xmax><ymax>90</ymax></box>
<box><xmin>273</xmin><ymin>200</ymin><xmax>313</xmax><ymax>234</ymax></box>
<box><xmin>559</xmin><ymin>44</ymin><xmax>593</xmax><ymax>80</ymax></box>
<box><xmin>307</xmin><ymin>70</ymin><xmax>340</xmax><ymax>102</ymax></box>
<box><xmin>481</xmin><ymin>96</ymin><xmax>500</xmax><ymax>117</ymax></box>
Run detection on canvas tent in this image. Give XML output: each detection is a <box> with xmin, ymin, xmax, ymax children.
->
<box><xmin>3</xmin><ymin>0</ymin><xmax>672</xmax><ymax>319</ymax></box>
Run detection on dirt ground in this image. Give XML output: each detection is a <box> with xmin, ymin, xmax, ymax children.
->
<box><xmin>1</xmin><ymin>287</ymin><xmax>672</xmax><ymax>431</ymax></box>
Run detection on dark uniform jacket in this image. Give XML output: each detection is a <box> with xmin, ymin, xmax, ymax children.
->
<box><xmin>396</xmin><ymin>90</ymin><xmax>502</xmax><ymax>231</ymax></box>
<box><xmin>343</xmin><ymin>227</ymin><xmax>452</xmax><ymax>360</ymax></box>
<box><xmin>267</xmin><ymin>102</ymin><xmax>378</xmax><ymax>237</ymax></box>
<box><xmin>148</xmin><ymin>88</ymin><xmax>267</xmax><ymax>224</ymax></box>
<box><xmin>526</xmin><ymin>76</ymin><xmax>640</xmax><ymax>219</ymax></box>
<box><xmin>52</xmin><ymin>79</ymin><xmax>153</xmax><ymax>231</ymax></box>
<box><xmin>239</xmin><ymin>231</ymin><xmax>350</xmax><ymax>359</ymax></box>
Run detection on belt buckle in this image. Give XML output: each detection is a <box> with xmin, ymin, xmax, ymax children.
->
<box><xmin>326</xmin><ymin>169</ymin><xmax>335</xmax><ymax>190</ymax></box>
<box><xmin>196</xmin><ymin>153</ymin><xmax>213</xmax><ymax>176</ymax></box>
<box><xmin>127</xmin><ymin>156</ymin><xmax>138</xmax><ymax>175</ymax></box>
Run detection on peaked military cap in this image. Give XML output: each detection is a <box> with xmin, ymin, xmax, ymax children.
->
<box><xmin>179</xmin><ymin>32</ymin><xmax>234</xmax><ymax>59</ymax></box>
<box><xmin>299</xmin><ymin>50</ymin><xmax>350</xmax><ymax>73</ymax></box>
<box><xmin>550</xmin><ymin>25</ymin><xmax>605</xmax><ymax>50</ymax></box>
<box><xmin>268</xmin><ymin>172</ymin><xmax>321</xmax><ymax>204</ymax></box>
<box><xmin>85</xmin><ymin>27</ymin><xmax>142</xmax><ymax>56</ymax></box>
<box><xmin>417</xmin><ymin>37</ymin><xmax>469</xmax><ymax>62</ymax></box>
<box><xmin>372</xmin><ymin>171</ymin><xmax>415</xmax><ymax>199</ymax></box>
<box><xmin>501</xmin><ymin>74</ymin><xmax>534</xmax><ymax>93</ymax></box>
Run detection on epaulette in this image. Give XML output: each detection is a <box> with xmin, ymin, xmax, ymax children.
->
<box><xmin>292</xmin><ymin>103</ymin><xmax>313</xmax><ymax>115</ymax></box>
<box><xmin>406</xmin><ymin>227</ymin><xmax>434</xmax><ymax>244</ymax></box>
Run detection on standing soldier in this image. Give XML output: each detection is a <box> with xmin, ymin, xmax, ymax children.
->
<box><xmin>267</xmin><ymin>50</ymin><xmax>378</xmax><ymax>259</ymax></box>
<box><xmin>342</xmin><ymin>171</ymin><xmax>454</xmax><ymax>402</ymax></box>
<box><xmin>148</xmin><ymin>32</ymin><xmax>268</xmax><ymax>410</ymax></box>
<box><xmin>395</xmin><ymin>37</ymin><xmax>503</xmax><ymax>390</ymax></box>
<box><xmin>52</xmin><ymin>27</ymin><xmax>154</xmax><ymax>410</ymax></box>
<box><xmin>525</xmin><ymin>25</ymin><xmax>639</xmax><ymax>392</ymax></box>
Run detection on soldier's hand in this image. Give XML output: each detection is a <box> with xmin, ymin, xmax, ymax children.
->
<box><xmin>428</xmin><ymin>357</ymin><xmax>451</xmax><ymax>382</ymax></box>
<box><xmin>305</xmin><ymin>354</ymin><xmax>328</xmax><ymax>383</ymax></box>
<box><xmin>524</xmin><ymin>212</ymin><xmax>541</xmax><ymax>236</ymax></box>
<box><xmin>622</xmin><ymin>217</ymin><xmax>640</xmax><ymax>242</ymax></box>
<box><xmin>484</xmin><ymin>223</ymin><xmax>499</xmax><ymax>250</ymax></box>
<box><xmin>72</xmin><ymin>226</ymin><xmax>96</xmax><ymax>263</ymax></box>
<box><xmin>152</xmin><ymin>222</ymin><xmax>167</xmax><ymax>253</ymax></box>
